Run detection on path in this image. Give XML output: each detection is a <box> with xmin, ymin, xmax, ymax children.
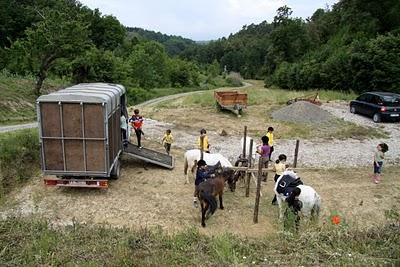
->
<box><xmin>0</xmin><ymin>122</ymin><xmax>38</xmax><ymax>133</ymax></box>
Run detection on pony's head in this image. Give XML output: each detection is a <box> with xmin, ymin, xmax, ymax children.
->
<box><xmin>224</xmin><ymin>168</ymin><xmax>236</xmax><ymax>192</ymax></box>
<box><xmin>212</xmin><ymin>163</ymin><xmax>236</xmax><ymax>192</ymax></box>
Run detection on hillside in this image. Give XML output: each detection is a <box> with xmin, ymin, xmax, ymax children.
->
<box><xmin>181</xmin><ymin>0</ymin><xmax>400</xmax><ymax>92</ymax></box>
<box><xmin>0</xmin><ymin>73</ymin><xmax>67</xmax><ymax>124</ymax></box>
<box><xmin>126</xmin><ymin>27</ymin><xmax>196</xmax><ymax>56</ymax></box>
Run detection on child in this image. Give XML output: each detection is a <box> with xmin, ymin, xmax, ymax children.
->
<box><xmin>129</xmin><ymin>109</ymin><xmax>144</xmax><ymax>149</ymax></box>
<box><xmin>257</xmin><ymin>135</ymin><xmax>270</xmax><ymax>182</ymax></box>
<box><xmin>271</xmin><ymin>154</ymin><xmax>287</xmax><ymax>205</ymax></box>
<box><xmin>266</xmin><ymin>127</ymin><xmax>274</xmax><ymax>161</ymax></box>
<box><xmin>162</xmin><ymin>129</ymin><xmax>174</xmax><ymax>155</ymax></box>
<box><xmin>373</xmin><ymin>143</ymin><xmax>389</xmax><ymax>184</ymax></box>
<box><xmin>197</xmin><ymin>129</ymin><xmax>210</xmax><ymax>153</ymax></box>
<box><xmin>193</xmin><ymin>159</ymin><xmax>213</xmax><ymax>208</ymax></box>
<box><xmin>120</xmin><ymin>113</ymin><xmax>128</xmax><ymax>148</ymax></box>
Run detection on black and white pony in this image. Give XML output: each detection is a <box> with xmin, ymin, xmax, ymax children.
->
<box><xmin>274</xmin><ymin>170</ymin><xmax>321</xmax><ymax>221</ymax></box>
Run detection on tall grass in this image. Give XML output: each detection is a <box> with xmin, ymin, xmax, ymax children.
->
<box><xmin>0</xmin><ymin>128</ymin><xmax>39</xmax><ymax>198</ymax></box>
<box><xmin>248</xmin><ymin>87</ymin><xmax>357</xmax><ymax>106</ymax></box>
<box><xmin>0</xmin><ymin>71</ymin><xmax>68</xmax><ymax>124</ymax></box>
<box><xmin>0</xmin><ymin>212</ymin><xmax>399</xmax><ymax>266</ymax></box>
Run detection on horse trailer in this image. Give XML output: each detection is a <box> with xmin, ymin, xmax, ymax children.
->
<box><xmin>37</xmin><ymin>83</ymin><xmax>128</xmax><ymax>188</ymax></box>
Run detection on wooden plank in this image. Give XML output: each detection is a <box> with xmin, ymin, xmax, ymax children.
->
<box><xmin>228</xmin><ymin>166</ymin><xmax>321</xmax><ymax>172</ymax></box>
<box><xmin>253</xmin><ymin>157</ymin><xmax>263</xmax><ymax>223</ymax></box>
<box><xmin>86</xmin><ymin>140</ymin><xmax>106</xmax><ymax>172</ymax></box>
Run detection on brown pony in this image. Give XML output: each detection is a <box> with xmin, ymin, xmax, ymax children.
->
<box><xmin>197</xmin><ymin>163</ymin><xmax>235</xmax><ymax>227</ymax></box>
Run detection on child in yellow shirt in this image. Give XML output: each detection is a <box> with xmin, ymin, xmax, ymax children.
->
<box><xmin>162</xmin><ymin>129</ymin><xmax>174</xmax><ymax>155</ymax></box>
<box><xmin>197</xmin><ymin>129</ymin><xmax>210</xmax><ymax>153</ymax></box>
<box><xmin>266</xmin><ymin>126</ymin><xmax>274</xmax><ymax>161</ymax></box>
<box><xmin>271</xmin><ymin>154</ymin><xmax>287</xmax><ymax>205</ymax></box>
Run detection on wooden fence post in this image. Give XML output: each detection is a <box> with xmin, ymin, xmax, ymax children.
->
<box><xmin>253</xmin><ymin>157</ymin><xmax>263</xmax><ymax>223</ymax></box>
<box><xmin>242</xmin><ymin>126</ymin><xmax>247</xmax><ymax>158</ymax></box>
<box><xmin>293</xmin><ymin>139</ymin><xmax>300</xmax><ymax>168</ymax></box>
<box><xmin>245</xmin><ymin>139</ymin><xmax>253</xmax><ymax>197</ymax></box>
<box><xmin>200</xmin><ymin>135</ymin><xmax>204</xmax><ymax>160</ymax></box>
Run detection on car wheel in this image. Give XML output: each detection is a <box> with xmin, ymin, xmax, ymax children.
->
<box><xmin>350</xmin><ymin>106</ymin><xmax>356</xmax><ymax>114</ymax></box>
<box><xmin>372</xmin><ymin>113</ymin><xmax>381</xmax><ymax>123</ymax></box>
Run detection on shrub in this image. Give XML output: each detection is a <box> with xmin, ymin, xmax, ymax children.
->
<box><xmin>225</xmin><ymin>72</ymin><xmax>243</xmax><ymax>87</ymax></box>
<box><xmin>0</xmin><ymin>129</ymin><xmax>39</xmax><ymax>197</ymax></box>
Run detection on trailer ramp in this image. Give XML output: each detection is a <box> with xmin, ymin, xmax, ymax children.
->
<box><xmin>125</xmin><ymin>142</ymin><xmax>174</xmax><ymax>169</ymax></box>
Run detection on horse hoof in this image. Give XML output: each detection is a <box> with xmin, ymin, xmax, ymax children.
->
<box><xmin>220</xmin><ymin>206</ymin><xmax>224</xmax><ymax>210</ymax></box>
<box><xmin>201</xmin><ymin>223</ymin><xmax>206</xmax><ymax>227</ymax></box>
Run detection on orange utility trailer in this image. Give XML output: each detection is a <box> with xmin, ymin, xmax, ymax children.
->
<box><xmin>214</xmin><ymin>90</ymin><xmax>248</xmax><ymax>116</ymax></box>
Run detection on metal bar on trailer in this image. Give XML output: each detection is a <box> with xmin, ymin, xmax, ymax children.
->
<box><xmin>37</xmin><ymin>102</ymin><xmax>46</xmax><ymax>172</ymax></box>
<box><xmin>59</xmin><ymin>102</ymin><xmax>67</xmax><ymax>171</ymax></box>
<box><xmin>81</xmin><ymin>102</ymin><xmax>87</xmax><ymax>172</ymax></box>
<box><xmin>41</xmin><ymin>137</ymin><xmax>106</xmax><ymax>141</ymax></box>
<box><xmin>44</xmin><ymin>178</ymin><xmax>109</xmax><ymax>188</ymax></box>
<box><xmin>103</xmin><ymin>102</ymin><xmax>109</xmax><ymax>175</ymax></box>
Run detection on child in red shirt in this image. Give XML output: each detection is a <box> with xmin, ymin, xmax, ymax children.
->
<box><xmin>129</xmin><ymin>109</ymin><xmax>144</xmax><ymax>148</ymax></box>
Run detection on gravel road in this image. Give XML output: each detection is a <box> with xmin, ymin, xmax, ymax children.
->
<box><xmin>141</xmin><ymin>101</ymin><xmax>400</xmax><ymax>168</ymax></box>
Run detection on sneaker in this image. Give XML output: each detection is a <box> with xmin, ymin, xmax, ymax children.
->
<box><xmin>374</xmin><ymin>179</ymin><xmax>379</xmax><ymax>184</ymax></box>
<box><xmin>193</xmin><ymin>200</ymin><xmax>198</xmax><ymax>208</ymax></box>
<box><xmin>138</xmin><ymin>146</ymin><xmax>143</xmax><ymax>149</ymax></box>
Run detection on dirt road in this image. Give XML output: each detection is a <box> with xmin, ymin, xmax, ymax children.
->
<box><xmin>0</xmin><ymin>122</ymin><xmax>37</xmax><ymax>133</ymax></box>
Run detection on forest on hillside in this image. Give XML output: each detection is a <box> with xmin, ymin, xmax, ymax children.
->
<box><xmin>0</xmin><ymin>0</ymin><xmax>399</xmax><ymax>96</ymax></box>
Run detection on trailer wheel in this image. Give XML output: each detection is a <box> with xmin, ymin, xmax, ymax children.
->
<box><xmin>110</xmin><ymin>159</ymin><xmax>120</xmax><ymax>179</ymax></box>
<box><xmin>216</xmin><ymin>101</ymin><xmax>222</xmax><ymax>111</ymax></box>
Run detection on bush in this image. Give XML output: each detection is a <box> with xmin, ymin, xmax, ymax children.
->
<box><xmin>0</xmin><ymin>129</ymin><xmax>39</xmax><ymax>197</ymax></box>
<box><xmin>225</xmin><ymin>72</ymin><xmax>243</xmax><ymax>87</ymax></box>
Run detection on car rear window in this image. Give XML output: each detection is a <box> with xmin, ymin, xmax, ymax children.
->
<box><xmin>382</xmin><ymin>95</ymin><xmax>400</xmax><ymax>107</ymax></box>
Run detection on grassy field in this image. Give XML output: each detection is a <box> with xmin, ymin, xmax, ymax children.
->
<box><xmin>0</xmin><ymin>72</ymin><xmax>69</xmax><ymax>125</ymax></box>
<box><xmin>0</xmin><ymin>73</ymin><xmax>234</xmax><ymax>125</ymax></box>
<box><xmin>0</xmin><ymin>129</ymin><xmax>40</xmax><ymax>199</ymax></box>
<box><xmin>0</xmin><ymin>214</ymin><xmax>398</xmax><ymax>266</ymax></box>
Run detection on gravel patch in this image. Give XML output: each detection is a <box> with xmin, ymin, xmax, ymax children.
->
<box><xmin>142</xmin><ymin>102</ymin><xmax>400</xmax><ymax>169</ymax></box>
<box><xmin>272</xmin><ymin>101</ymin><xmax>334</xmax><ymax>124</ymax></box>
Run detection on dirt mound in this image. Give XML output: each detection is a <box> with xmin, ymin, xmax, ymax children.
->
<box><xmin>272</xmin><ymin>101</ymin><xmax>334</xmax><ymax>124</ymax></box>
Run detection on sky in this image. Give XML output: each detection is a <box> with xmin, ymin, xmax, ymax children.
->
<box><xmin>79</xmin><ymin>0</ymin><xmax>338</xmax><ymax>41</ymax></box>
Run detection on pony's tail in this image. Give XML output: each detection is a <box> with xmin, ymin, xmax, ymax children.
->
<box><xmin>200</xmin><ymin>191</ymin><xmax>217</xmax><ymax>215</ymax></box>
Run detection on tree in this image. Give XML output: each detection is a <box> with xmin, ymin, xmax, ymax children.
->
<box><xmin>127</xmin><ymin>41</ymin><xmax>169</xmax><ymax>88</ymax></box>
<box><xmin>9</xmin><ymin>1</ymin><xmax>91</xmax><ymax>95</ymax></box>
<box><xmin>85</xmin><ymin>9</ymin><xmax>126</xmax><ymax>50</ymax></box>
<box><xmin>70</xmin><ymin>47</ymin><xmax>128</xmax><ymax>84</ymax></box>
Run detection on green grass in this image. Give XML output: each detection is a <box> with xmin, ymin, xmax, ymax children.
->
<box><xmin>0</xmin><ymin>72</ymin><xmax>68</xmax><ymax>125</ymax></box>
<box><xmin>0</xmin><ymin>213</ymin><xmax>398</xmax><ymax>266</ymax></box>
<box><xmin>0</xmin><ymin>128</ymin><xmax>40</xmax><ymax>198</ymax></box>
<box><xmin>248</xmin><ymin>87</ymin><xmax>357</xmax><ymax>106</ymax></box>
<box><xmin>126</xmin><ymin>76</ymin><xmax>236</xmax><ymax>106</ymax></box>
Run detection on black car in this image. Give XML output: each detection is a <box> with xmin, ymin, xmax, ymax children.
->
<box><xmin>350</xmin><ymin>92</ymin><xmax>400</xmax><ymax>122</ymax></box>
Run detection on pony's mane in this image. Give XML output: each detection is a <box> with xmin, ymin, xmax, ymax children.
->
<box><xmin>282</xmin><ymin>170</ymin><xmax>298</xmax><ymax>179</ymax></box>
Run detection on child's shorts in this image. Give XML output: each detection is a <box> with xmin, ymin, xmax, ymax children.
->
<box><xmin>374</xmin><ymin>161</ymin><xmax>383</xmax><ymax>174</ymax></box>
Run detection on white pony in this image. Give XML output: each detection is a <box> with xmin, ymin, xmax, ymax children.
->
<box><xmin>274</xmin><ymin>170</ymin><xmax>321</xmax><ymax>220</ymax></box>
<box><xmin>240</xmin><ymin>136</ymin><xmax>257</xmax><ymax>161</ymax></box>
<box><xmin>183</xmin><ymin>149</ymin><xmax>232</xmax><ymax>184</ymax></box>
